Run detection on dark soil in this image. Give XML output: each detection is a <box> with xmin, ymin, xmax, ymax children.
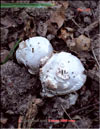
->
<box><xmin>0</xmin><ymin>0</ymin><xmax>99</xmax><ymax>128</ymax></box>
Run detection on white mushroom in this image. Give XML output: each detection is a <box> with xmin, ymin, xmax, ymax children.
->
<box><xmin>16</xmin><ymin>36</ymin><xmax>53</xmax><ymax>74</ymax></box>
<box><xmin>40</xmin><ymin>52</ymin><xmax>87</xmax><ymax>97</ymax></box>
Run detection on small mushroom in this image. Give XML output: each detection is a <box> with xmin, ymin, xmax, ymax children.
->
<box><xmin>40</xmin><ymin>52</ymin><xmax>87</xmax><ymax>97</ymax></box>
<box><xmin>16</xmin><ymin>36</ymin><xmax>53</xmax><ymax>74</ymax></box>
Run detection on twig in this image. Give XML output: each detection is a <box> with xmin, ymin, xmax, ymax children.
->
<box><xmin>83</xmin><ymin>107</ymin><xmax>96</xmax><ymax>117</ymax></box>
<box><xmin>91</xmin><ymin>46</ymin><xmax>100</xmax><ymax>68</ymax></box>
<box><xmin>71</xmin><ymin>18</ymin><xmax>99</xmax><ymax>35</ymax></box>
<box><xmin>77</xmin><ymin>19</ymin><xmax>99</xmax><ymax>34</ymax></box>
<box><xmin>84</xmin><ymin>19</ymin><xmax>99</xmax><ymax>33</ymax></box>
<box><xmin>70</xmin><ymin>102</ymin><xmax>99</xmax><ymax>115</ymax></box>
<box><xmin>61</xmin><ymin>104</ymin><xmax>79</xmax><ymax>129</ymax></box>
<box><xmin>72</xmin><ymin>18</ymin><xmax>81</xmax><ymax>29</ymax></box>
<box><xmin>22</xmin><ymin>98</ymin><xmax>43</xmax><ymax>129</ymax></box>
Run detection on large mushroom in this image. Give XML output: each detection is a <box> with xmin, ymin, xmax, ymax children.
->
<box><xmin>40</xmin><ymin>52</ymin><xmax>87</xmax><ymax>97</ymax></box>
<box><xmin>16</xmin><ymin>36</ymin><xmax>53</xmax><ymax>74</ymax></box>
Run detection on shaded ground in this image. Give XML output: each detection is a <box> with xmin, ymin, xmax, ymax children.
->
<box><xmin>0</xmin><ymin>0</ymin><xmax>99</xmax><ymax>128</ymax></box>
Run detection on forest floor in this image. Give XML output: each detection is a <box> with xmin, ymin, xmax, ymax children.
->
<box><xmin>0</xmin><ymin>1</ymin><xmax>100</xmax><ymax>128</ymax></box>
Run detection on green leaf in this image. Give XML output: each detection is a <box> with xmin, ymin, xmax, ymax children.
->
<box><xmin>1</xmin><ymin>3</ymin><xmax>54</xmax><ymax>8</ymax></box>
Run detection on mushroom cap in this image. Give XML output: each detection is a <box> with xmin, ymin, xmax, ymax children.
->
<box><xmin>16</xmin><ymin>36</ymin><xmax>53</xmax><ymax>74</ymax></box>
<box><xmin>40</xmin><ymin>52</ymin><xmax>87</xmax><ymax>97</ymax></box>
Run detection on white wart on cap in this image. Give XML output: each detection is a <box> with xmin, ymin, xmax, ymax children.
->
<box><xmin>16</xmin><ymin>37</ymin><xmax>53</xmax><ymax>74</ymax></box>
<box><xmin>40</xmin><ymin>52</ymin><xmax>87</xmax><ymax>97</ymax></box>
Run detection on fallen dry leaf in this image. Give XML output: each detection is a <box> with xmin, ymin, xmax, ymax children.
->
<box><xmin>47</xmin><ymin>2</ymin><xmax>69</xmax><ymax>35</ymax></box>
<box><xmin>58</xmin><ymin>29</ymin><xmax>90</xmax><ymax>52</ymax></box>
<box><xmin>66</xmin><ymin>38</ymin><xmax>76</xmax><ymax>50</ymax></box>
<box><xmin>53</xmin><ymin>1</ymin><xmax>69</xmax><ymax>9</ymax></box>
<box><xmin>58</xmin><ymin>28</ymin><xmax>69</xmax><ymax>40</ymax></box>
<box><xmin>58</xmin><ymin>27</ymin><xmax>76</xmax><ymax>50</ymax></box>
<box><xmin>20</xmin><ymin>18</ymin><xmax>36</xmax><ymax>39</ymax></box>
<box><xmin>65</xmin><ymin>27</ymin><xmax>74</xmax><ymax>32</ymax></box>
<box><xmin>75</xmin><ymin>35</ymin><xmax>91</xmax><ymax>51</ymax></box>
<box><xmin>58</xmin><ymin>27</ymin><xmax>74</xmax><ymax>41</ymax></box>
<box><xmin>49</xmin><ymin>11</ymin><xmax>65</xmax><ymax>29</ymax></box>
<box><xmin>37</xmin><ymin>21</ymin><xmax>47</xmax><ymax>37</ymax></box>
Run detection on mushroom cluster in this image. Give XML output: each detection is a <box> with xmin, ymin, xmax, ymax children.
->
<box><xmin>16</xmin><ymin>36</ymin><xmax>87</xmax><ymax>97</ymax></box>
